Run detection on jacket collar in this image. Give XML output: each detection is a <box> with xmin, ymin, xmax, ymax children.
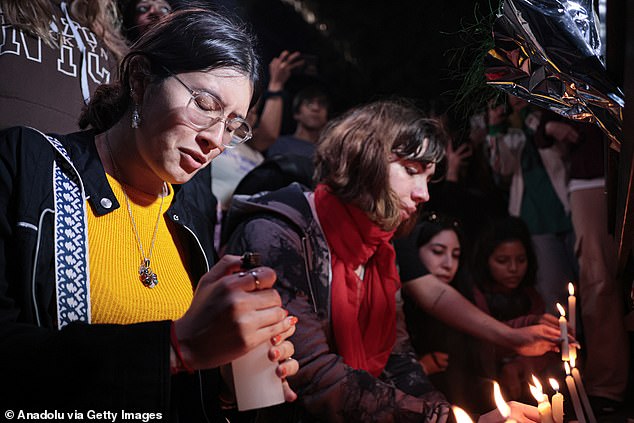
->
<box><xmin>55</xmin><ymin>130</ymin><xmax>121</xmax><ymax>216</ymax></box>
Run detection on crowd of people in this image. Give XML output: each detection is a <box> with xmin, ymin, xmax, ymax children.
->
<box><xmin>0</xmin><ymin>1</ymin><xmax>628</xmax><ymax>422</ymax></box>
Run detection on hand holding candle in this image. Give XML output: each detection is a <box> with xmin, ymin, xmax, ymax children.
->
<box><xmin>549</xmin><ymin>378</ymin><xmax>564</xmax><ymax>423</ymax></box>
<box><xmin>556</xmin><ymin>303</ymin><xmax>570</xmax><ymax>361</ymax></box>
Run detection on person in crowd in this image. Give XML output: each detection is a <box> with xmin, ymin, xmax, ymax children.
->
<box><xmin>535</xmin><ymin>111</ymin><xmax>629</xmax><ymax>415</ymax></box>
<box><xmin>0</xmin><ymin>9</ymin><xmax>298</xmax><ymax>419</ymax></box>
<box><xmin>395</xmin><ymin>212</ymin><xmax>564</xmax><ymax>414</ymax></box>
<box><xmin>487</xmin><ymin>94</ymin><xmax>577</xmax><ymax>313</ymax></box>
<box><xmin>224</xmin><ymin>99</ymin><xmax>544</xmax><ymax>423</ymax></box>
<box><xmin>119</xmin><ymin>0</ymin><xmax>173</xmax><ymax>43</ymax></box>
<box><xmin>398</xmin><ymin>212</ymin><xmax>480</xmax><ymax>410</ymax></box>
<box><xmin>212</xmin><ymin>50</ymin><xmax>305</xmax><ymax>211</ymax></box>
<box><xmin>463</xmin><ymin>216</ymin><xmax>560</xmax><ymax>404</ymax></box>
<box><xmin>422</xmin><ymin>108</ymin><xmax>508</xmax><ymax>248</ymax></box>
<box><xmin>266</xmin><ymin>84</ymin><xmax>329</xmax><ymax>159</ymax></box>
<box><xmin>0</xmin><ymin>0</ymin><xmax>128</xmax><ymax>132</ymax></box>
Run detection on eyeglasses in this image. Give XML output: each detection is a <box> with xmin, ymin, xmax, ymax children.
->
<box><xmin>165</xmin><ymin>68</ymin><xmax>252</xmax><ymax>148</ymax></box>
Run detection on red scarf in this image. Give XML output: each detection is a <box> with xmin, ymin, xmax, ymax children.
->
<box><xmin>314</xmin><ymin>184</ymin><xmax>400</xmax><ymax>377</ymax></box>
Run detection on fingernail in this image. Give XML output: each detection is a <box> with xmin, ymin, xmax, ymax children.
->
<box><xmin>271</xmin><ymin>349</ymin><xmax>281</xmax><ymax>360</ymax></box>
<box><xmin>277</xmin><ymin>366</ymin><xmax>287</xmax><ymax>378</ymax></box>
<box><xmin>288</xmin><ymin>316</ymin><xmax>298</xmax><ymax>325</ymax></box>
<box><xmin>271</xmin><ymin>335</ymin><xmax>282</xmax><ymax>345</ymax></box>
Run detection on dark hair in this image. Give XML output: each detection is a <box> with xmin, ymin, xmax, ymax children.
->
<box><xmin>314</xmin><ymin>99</ymin><xmax>446</xmax><ymax>231</ymax></box>
<box><xmin>470</xmin><ymin>216</ymin><xmax>537</xmax><ymax>290</ymax></box>
<box><xmin>119</xmin><ymin>0</ymin><xmax>175</xmax><ymax>42</ymax></box>
<box><xmin>416</xmin><ymin>211</ymin><xmax>463</xmax><ymax>249</ymax></box>
<box><xmin>292</xmin><ymin>85</ymin><xmax>329</xmax><ymax>114</ymax></box>
<box><xmin>80</xmin><ymin>8</ymin><xmax>260</xmax><ymax>132</ymax></box>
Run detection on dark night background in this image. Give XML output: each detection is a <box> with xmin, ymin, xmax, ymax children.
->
<box><xmin>183</xmin><ymin>0</ymin><xmax>495</xmax><ymax>132</ymax></box>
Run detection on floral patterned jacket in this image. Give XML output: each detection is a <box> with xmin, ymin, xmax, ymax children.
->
<box><xmin>224</xmin><ymin>183</ymin><xmax>450</xmax><ymax>423</ymax></box>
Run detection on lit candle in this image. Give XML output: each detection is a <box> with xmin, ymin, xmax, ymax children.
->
<box><xmin>549</xmin><ymin>378</ymin><xmax>564</xmax><ymax>423</ymax></box>
<box><xmin>568</xmin><ymin>283</ymin><xmax>576</xmax><ymax>335</ymax></box>
<box><xmin>565</xmin><ymin>361</ymin><xmax>586</xmax><ymax>423</ymax></box>
<box><xmin>493</xmin><ymin>381</ymin><xmax>517</xmax><ymax>423</ymax></box>
<box><xmin>529</xmin><ymin>375</ymin><xmax>554</xmax><ymax>423</ymax></box>
<box><xmin>568</xmin><ymin>283</ymin><xmax>577</xmax><ymax>360</ymax></box>
<box><xmin>452</xmin><ymin>406</ymin><xmax>474</xmax><ymax>423</ymax></box>
<box><xmin>570</xmin><ymin>357</ymin><xmax>597</xmax><ymax>423</ymax></box>
<box><xmin>556</xmin><ymin>303</ymin><xmax>569</xmax><ymax>361</ymax></box>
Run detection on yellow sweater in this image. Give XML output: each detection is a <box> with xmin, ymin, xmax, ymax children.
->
<box><xmin>88</xmin><ymin>174</ymin><xmax>193</xmax><ymax>324</ymax></box>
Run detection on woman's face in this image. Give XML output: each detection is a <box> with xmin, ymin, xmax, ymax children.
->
<box><xmin>134</xmin><ymin>0</ymin><xmax>172</xmax><ymax>35</ymax></box>
<box><xmin>487</xmin><ymin>240</ymin><xmax>528</xmax><ymax>291</ymax></box>
<box><xmin>418</xmin><ymin>229</ymin><xmax>461</xmax><ymax>284</ymax></box>
<box><xmin>388</xmin><ymin>157</ymin><xmax>435</xmax><ymax>222</ymax></box>
<box><xmin>134</xmin><ymin>67</ymin><xmax>252</xmax><ymax>186</ymax></box>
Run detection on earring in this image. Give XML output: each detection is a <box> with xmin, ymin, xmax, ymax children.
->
<box><xmin>130</xmin><ymin>88</ymin><xmax>141</xmax><ymax>129</ymax></box>
<box><xmin>131</xmin><ymin>104</ymin><xmax>141</xmax><ymax>128</ymax></box>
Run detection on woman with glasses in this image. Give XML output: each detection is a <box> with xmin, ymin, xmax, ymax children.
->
<box><xmin>223</xmin><ymin>100</ymin><xmax>545</xmax><ymax>423</ymax></box>
<box><xmin>0</xmin><ymin>9</ymin><xmax>297</xmax><ymax>419</ymax></box>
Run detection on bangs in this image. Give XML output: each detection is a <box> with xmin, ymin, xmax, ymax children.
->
<box><xmin>391</xmin><ymin>118</ymin><xmax>446</xmax><ymax>165</ymax></box>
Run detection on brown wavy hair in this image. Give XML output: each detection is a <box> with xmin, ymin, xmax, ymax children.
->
<box><xmin>314</xmin><ymin>99</ymin><xmax>447</xmax><ymax>231</ymax></box>
<box><xmin>0</xmin><ymin>0</ymin><xmax>128</xmax><ymax>60</ymax></box>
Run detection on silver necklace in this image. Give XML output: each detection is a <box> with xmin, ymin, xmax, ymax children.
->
<box><xmin>105</xmin><ymin>135</ymin><xmax>166</xmax><ymax>288</ymax></box>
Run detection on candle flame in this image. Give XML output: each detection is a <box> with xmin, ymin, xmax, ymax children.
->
<box><xmin>452</xmin><ymin>406</ymin><xmax>474</xmax><ymax>423</ymax></box>
<box><xmin>531</xmin><ymin>374</ymin><xmax>543</xmax><ymax>392</ymax></box>
<box><xmin>529</xmin><ymin>383</ymin><xmax>544</xmax><ymax>403</ymax></box>
<box><xmin>568</xmin><ymin>283</ymin><xmax>575</xmax><ymax>296</ymax></box>
<box><xmin>549</xmin><ymin>378</ymin><xmax>560</xmax><ymax>391</ymax></box>
<box><xmin>556</xmin><ymin>303</ymin><xmax>566</xmax><ymax>317</ymax></box>
<box><xmin>565</xmin><ymin>361</ymin><xmax>571</xmax><ymax>375</ymax></box>
<box><xmin>493</xmin><ymin>381</ymin><xmax>511</xmax><ymax>418</ymax></box>
<box><xmin>570</xmin><ymin>355</ymin><xmax>576</xmax><ymax>368</ymax></box>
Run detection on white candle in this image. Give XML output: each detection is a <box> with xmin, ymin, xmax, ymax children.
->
<box><xmin>568</xmin><ymin>283</ymin><xmax>577</xmax><ymax>360</ymax></box>
<box><xmin>568</xmin><ymin>283</ymin><xmax>576</xmax><ymax>335</ymax></box>
<box><xmin>570</xmin><ymin>358</ymin><xmax>597</xmax><ymax>423</ymax></box>
<box><xmin>565</xmin><ymin>362</ymin><xmax>586</xmax><ymax>423</ymax></box>
<box><xmin>529</xmin><ymin>376</ymin><xmax>554</xmax><ymax>423</ymax></box>
<box><xmin>549</xmin><ymin>378</ymin><xmax>564</xmax><ymax>423</ymax></box>
<box><xmin>557</xmin><ymin>303</ymin><xmax>569</xmax><ymax>361</ymax></box>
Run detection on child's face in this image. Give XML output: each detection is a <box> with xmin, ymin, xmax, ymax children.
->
<box><xmin>487</xmin><ymin>240</ymin><xmax>528</xmax><ymax>291</ymax></box>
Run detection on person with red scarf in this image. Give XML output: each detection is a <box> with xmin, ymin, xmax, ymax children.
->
<box><xmin>223</xmin><ymin>100</ymin><xmax>542</xmax><ymax>423</ymax></box>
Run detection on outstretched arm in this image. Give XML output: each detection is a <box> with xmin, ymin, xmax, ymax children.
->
<box><xmin>403</xmin><ymin>274</ymin><xmax>561</xmax><ymax>356</ymax></box>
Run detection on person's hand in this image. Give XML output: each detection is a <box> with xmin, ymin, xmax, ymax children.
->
<box><xmin>173</xmin><ymin>255</ymin><xmax>298</xmax><ymax>370</ymax></box>
<box><xmin>545</xmin><ymin>121</ymin><xmax>579</xmax><ymax>144</ymax></box>
<box><xmin>268</xmin><ymin>50</ymin><xmax>304</xmax><ymax>91</ymax></box>
<box><xmin>508</xmin><ymin>324</ymin><xmax>561</xmax><ymax>356</ymax></box>
<box><xmin>535</xmin><ymin>313</ymin><xmax>560</xmax><ymax>329</ymax></box>
<box><xmin>445</xmin><ymin>141</ymin><xmax>472</xmax><ymax>182</ymax></box>
<box><xmin>419</xmin><ymin>352</ymin><xmax>449</xmax><ymax>375</ymax></box>
<box><xmin>478</xmin><ymin>402</ymin><xmax>540</xmax><ymax>423</ymax></box>
<box><xmin>270</xmin><ymin>323</ymin><xmax>299</xmax><ymax>401</ymax></box>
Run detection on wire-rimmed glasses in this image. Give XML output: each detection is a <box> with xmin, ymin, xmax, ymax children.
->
<box><xmin>165</xmin><ymin>68</ymin><xmax>252</xmax><ymax>148</ymax></box>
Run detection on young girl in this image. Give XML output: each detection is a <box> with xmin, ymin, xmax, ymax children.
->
<box><xmin>467</xmin><ymin>216</ymin><xmax>560</xmax><ymax>402</ymax></box>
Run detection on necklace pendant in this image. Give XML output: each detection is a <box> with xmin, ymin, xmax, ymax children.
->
<box><xmin>139</xmin><ymin>259</ymin><xmax>158</xmax><ymax>288</ymax></box>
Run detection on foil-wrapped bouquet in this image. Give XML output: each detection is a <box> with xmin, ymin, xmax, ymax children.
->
<box><xmin>485</xmin><ymin>0</ymin><xmax>623</xmax><ymax>149</ymax></box>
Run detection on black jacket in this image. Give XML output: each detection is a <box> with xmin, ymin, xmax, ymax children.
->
<box><xmin>0</xmin><ymin>126</ymin><xmax>221</xmax><ymax>421</ymax></box>
<box><xmin>224</xmin><ymin>184</ymin><xmax>449</xmax><ymax>423</ymax></box>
